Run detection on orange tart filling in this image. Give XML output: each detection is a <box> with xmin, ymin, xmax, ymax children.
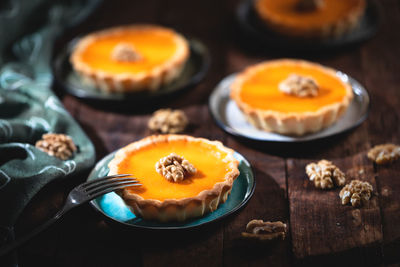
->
<box><xmin>70</xmin><ymin>25</ymin><xmax>189</xmax><ymax>93</ymax></box>
<box><xmin>230</xmin><ymin>59</ymin><xmax>353</xmax><ymax>135</ymax></box>
<box><xmin>254</xmin><ymin>0</ymin><xmax>366</xmax><ymax>38</ymax></box>
<box><xmin>79</xmin><ymin>29</ymin><xmax>180</xmax><ymax>75</ymax></box>
<box><xmin>238</xmin><ymin>62</ymin><xmax>348</xmax><ymax>113</ymax></box>
<box><xmin>108</xmin><ymin>135</ymin><xmax>240</xmax><ymax>222</ymax></box>
<box><xmin>117</xmin><ymin>138</ymin><xmax>233</xmax><ymax>201</ymax></box>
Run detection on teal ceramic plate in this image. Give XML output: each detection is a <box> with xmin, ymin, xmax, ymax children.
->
<box><xmin>88</xmin><ymin>151</ymin><xmax>255</xmax><ymax>230</ymax></box>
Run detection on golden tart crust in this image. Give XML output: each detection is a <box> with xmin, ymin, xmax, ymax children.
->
<box><xmin>70</xmin><ymin>25</ymin><xmax>190</xmax><ymax>93</ymax></box>
<box><xmin>108</xmin><ymin>135</ymin><xmax>240</xmax><ymax>222</ymax></box>
<box><xmin>254</xmin><ymin>0</ymin><xmax>366</xmax><ymax>38</ymax></box>
<box><xmin>230</xmin><ymin>59</ymin><xmax>354</xmax><ymax>135</ymax></box>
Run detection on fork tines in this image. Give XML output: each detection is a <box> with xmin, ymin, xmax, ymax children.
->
<box><xmin>83</xmin><ymin>174</ymin><xmax>141</xmax><ymax>197</ymax></box>
<box><xmin>83</xmin><ymin>174</ymin><xmax>134</xmax><ymax>187</ymax></box>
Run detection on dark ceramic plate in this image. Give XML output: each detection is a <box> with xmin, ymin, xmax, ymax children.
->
<box><xmin>53</xmin><ymin>38</ymin><xmax>210</xmax><ymax>103</ymax></box>
<box><xmin>209</xmin><ymin>72</ymin><xmax>369</xmax><ymax>143</ymax></box>
<box><xmin>87</xmin><ymin>150</ymin><xmax>255</xmax><ymax>230</ymax></box>
<box><xmin>236</xmin><ymin>0</ymin><xmax>381</xmax><ymax>51</ymax></box>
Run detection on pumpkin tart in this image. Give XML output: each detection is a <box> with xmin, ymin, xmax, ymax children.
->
<box><xmin>70</xmin><ymin>25</ymin><xmax>189</xmax><ymax>93</ymax></box>
<box><xmin>230</xmin><ymin>59</ymin><xmax>353</xmax><ymax>135</ymax></box>
<box><xmin>254</xmin><ymin>0</ymin><xmax>366</xmax><ymax>38</ymax></box>
<box><xmin>108</xmin><ymin>135</ymin><xmax>240</xmax><ymax>222</ymax></box>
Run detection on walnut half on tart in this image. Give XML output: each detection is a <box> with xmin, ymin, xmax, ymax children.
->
<box><xmin>70</xmin><ymin>25</ymin><xmax>190</xmax><ymax>93</ymax></box>
<box><xmin>230</xmin><ymin>59</ymin><xmax>353</xmax><ymax>136</ymax></box>
<box><xmin>107</xmin><ymin>135</ymin><xmax>240</xmax><ymax>222</ymax></box>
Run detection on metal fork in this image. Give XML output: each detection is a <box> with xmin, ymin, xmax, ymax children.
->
<box><xmin>0</xmin><ymin>174</ymin><xmax>141</xmax><ymax>257</ymax></box>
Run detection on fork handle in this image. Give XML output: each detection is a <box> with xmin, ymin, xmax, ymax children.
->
<box><xmin>0</xmin><ymin>206</ymin><xmax>68</xmax><ymax>258</ymax></box>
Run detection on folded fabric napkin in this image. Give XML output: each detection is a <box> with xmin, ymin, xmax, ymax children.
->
<box><xmin>0</xmin><ymin>0</ymin><xmax>100</xmax><ymax>264</ymax></box>
<box><xmin>0</xmin><ymin>87</ymin><xmax>96</xmax><ymax>227</ymax></box>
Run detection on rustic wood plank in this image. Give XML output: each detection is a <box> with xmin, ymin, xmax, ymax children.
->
<box><xmin>376</xmin><ymin>163</ymin><xmax>400</xmax><ymax>265</ymax></box>
<box><xmin>141</xmin><ymin>228</ymin><xmax>224</xmax><ymax>267</ymax></box>
<box><xmin>287</xmin><ymin>153</ymin><xmax>383</xmax><ymax>265</ymax></box>
<box><xmin>359</xmin><ymin>0</ymin><xmax>400</xmax><ymax>263</ymax></box>
<box><xmin>222</xmin><ymin>138</ymin><xmax>292</xmax><ymax>267</ymax></box>
<box><xmin>52</xmin><ymin>205</ymin><xmax>143</xmax><ymax>267</ymax></box>
<box><xmin>15</xmin><ymin>177</ymin><xmax>73</xmax><ymax>266</ymax></box>
<box><xmin>359</xmin><ymin>1</ymin><xmax>400</xmax><ymax>264</ymax></box>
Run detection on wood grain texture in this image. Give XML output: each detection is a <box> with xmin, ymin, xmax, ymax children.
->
<box><xmin>359</xmin><ymin>0</ymin><xmax>400</xmax><ymax>264</ymax></box>
<box><xmin>287</xmin><ymin>154</ymin><xmax>383</xmax><ymax>265</ymax></box>
<box><xmin>223</xmin><ymin>139</ymin><xmax>291</xmax><ymax>267</ymax></box>
<box><xmin>12</xmin><ymin>0</ymin><xmax>400</xmax><ymax>266</ymax></box>
<box><xmin>376</xmin><ymin>163</ymin><xmax>400</xmax><ymax>265</ymax></box>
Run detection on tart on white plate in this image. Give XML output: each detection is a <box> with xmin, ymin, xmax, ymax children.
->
<box><xmin>230</xmin><ymin>59</ymin><xmax>353</xmax><ymax>135</ymax></box>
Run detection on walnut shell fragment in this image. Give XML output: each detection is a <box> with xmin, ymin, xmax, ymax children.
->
<box><xmin>306</xmin><ymin>159</ymin><xmax>346</xmax><ymax>189</ymax></box>
<box><xmin>241</xmin><ymin>220</ymin><xmax>287</xmax><ymax>241</ymax></box>
<box><xmin>35</xmin><ymin>133</ymin><xmax>77</xmax><ymax>160</ymax></box>
<box><xmin>339</xmin><ymin>180</ymin><xmax>373</xmax><ymax>207</ymax></box>
<box><xmin>367</xmin><ymin>143</ymin><xmax>400</xmax><ymax>165</ymax></box>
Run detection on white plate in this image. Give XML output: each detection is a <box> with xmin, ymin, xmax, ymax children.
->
<box><xmin>209</xmin><ymin>72</ymin><xmax>369</xmax><ymax>143</ymax></box>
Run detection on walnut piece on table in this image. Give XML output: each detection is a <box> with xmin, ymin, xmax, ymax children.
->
<box><xmin>241</xmin><ymin>220</ymin><xmax>287</xmax><ymax>241</ymax></box>
<box><xmin>279</xmin><ymin>74</ymin><xmax>319</xmax><ymax>98</ymax></box>
<box><xmin>339</xmin><ymin>180</ymin><xmax>373</xmax><ymax>207</ymax></box>
<box><xmin>367</xmin><ymin>143</ymin><xmax>400</xmax><ymax>165</ymax></box>
<box><xmin>35</xmin><ymin>133</ymin><xmax>77</xmax><ymax>160</ymax></box>
<box><xmin>148</xmin><ymin>109</ymin><xmax>188</xmax><ymax>134</ymax></box>
<box><xmin>155</xmin><ymin>153</ymin><xmax>196</xmax><ymax>182</ymax></box>
<box><xmin>305</xmin><ymin>159</ymin><xmax>346</xmax><ymax>189</ymax></box>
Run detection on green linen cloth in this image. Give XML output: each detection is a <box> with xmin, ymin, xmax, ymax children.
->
<box><xmin>0</xmin><ymin>86</ymin><xmax>95</xmax><ymax>227</ymax></box>
<box><xmin>0</xmin><ymin>0</ymin><xmax>100</xmax><ymax>262</ymax></box>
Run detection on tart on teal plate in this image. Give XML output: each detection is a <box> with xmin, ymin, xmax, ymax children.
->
<box><xmin>87</xmin><ymin>135</ymin><xmax>255</xmax><ymax>229</ymax></box>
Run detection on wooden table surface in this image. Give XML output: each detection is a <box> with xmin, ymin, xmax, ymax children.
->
<box><xmin>13</xmin><ymin>0</ymin><xmax>400</xmax><ymax>266</ymax></box>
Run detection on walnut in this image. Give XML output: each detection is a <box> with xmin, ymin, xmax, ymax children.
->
<box><xmin>148</xmin><ymin>109</ymin><xmax>188</xmax><ymax>134</ymax></box>
<box><xmin>279</xmin><ymin>74</ymin><xmax>319</xmax><ymax>97</ymax></box>
<box><xmin>111</xmin><ymin>42</ymin><xmax>142</xmax><ymax>62</ymax></box>
<box><xmin>339</xmin><ymin>180</ymin><xmax>373</xmax><ymax>207</ymax></box>
<box><xmin>305</xmin><ymin>159</ymin><xmax>346</xmax><ymax>189</ymax></box>
<box><xmin>155</xmin><ymin>153</ymin><xmax>196</xmax><ymax>182</ymax></box>
<box><xmin>296</xmin><ymin>0</ymin><xmax>324</xmax><ymax>12</ymax></box>
<box><xmin>35</xmin><ymin>133</ymin><xmax>77</xmax><ymax>160</ymax></box>
<box><xmin>367</xmin><ymin>144</ymin><xmax>400</xmax><ymax>165</ymax></box>
<box><xmin>241</xmin><ymin>220</ymin><xmax>287</xmax><ymax>241</ymax></box>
